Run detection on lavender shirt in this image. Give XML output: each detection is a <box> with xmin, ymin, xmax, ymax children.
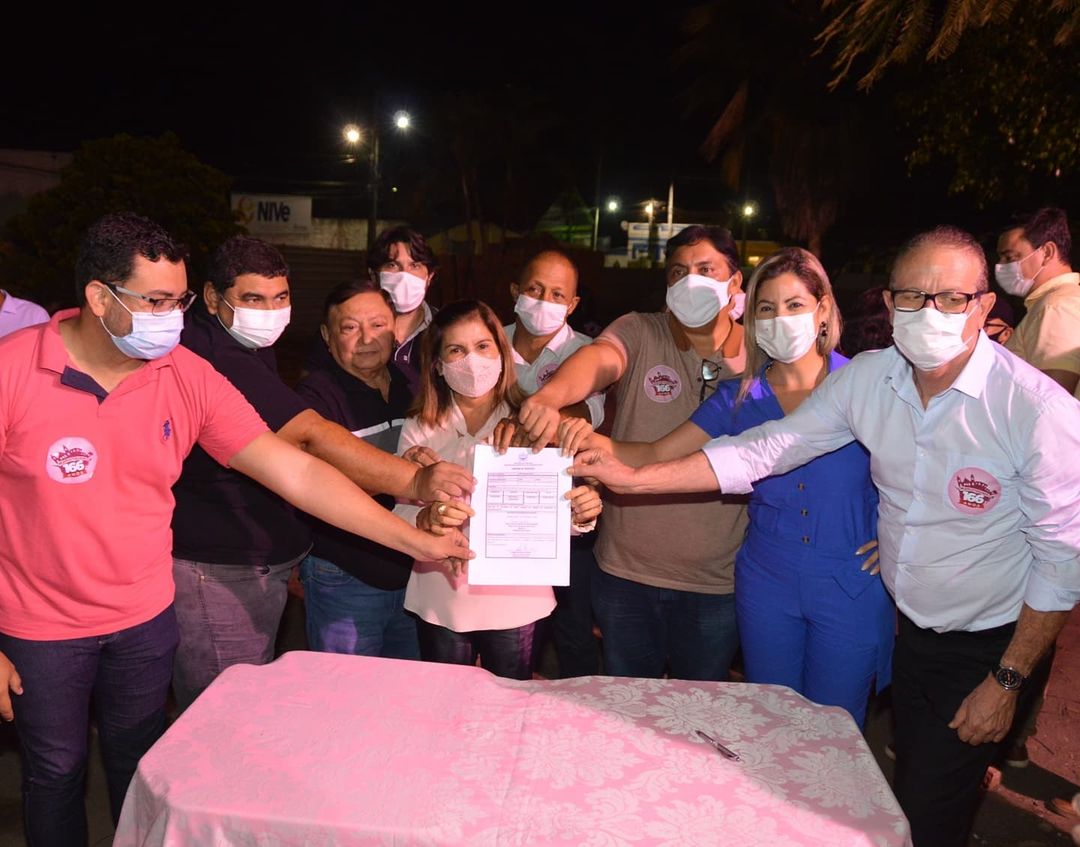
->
<box><xmin>0</xmin><ymin>291</ymin><xmax>49</xmax><ymax>339</ymax></box>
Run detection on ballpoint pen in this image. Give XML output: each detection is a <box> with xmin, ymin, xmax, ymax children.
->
<box><xmin>695</xmin><ymin>729</ymin><xmax>742</xmax><ymax>762</ymax></box>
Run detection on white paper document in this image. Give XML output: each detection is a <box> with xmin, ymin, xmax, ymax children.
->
<box><xmin>467</xmin><ymin>445</ymin><xmax>572</xmax><ymax>586</ymax></box>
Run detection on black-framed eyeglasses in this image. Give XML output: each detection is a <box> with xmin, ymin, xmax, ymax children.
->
<box><xmin>700</xmin><ymin>359</ymin><xmax>721</xmax><ymax>402</ymax></box>
<box><xmin>106</xmin><ymin>283</ymin><xmax>197</xmax><ymax>314</ymax></box>
<box><xmin>888</xmin><ymin>289</ymin><xmax>981</xmax><ymax>315</ymax></box>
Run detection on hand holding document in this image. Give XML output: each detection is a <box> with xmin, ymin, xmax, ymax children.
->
<box><xmin>467</xmin><ymin>445</ymin><xmax>571</xmax><ymax>586</ymax></box>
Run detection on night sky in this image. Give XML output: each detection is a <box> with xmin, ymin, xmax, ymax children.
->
<box><xmin>2</xmin><ymin>3</ymin><xmax>1073</xmax><ymax>261</ymax></box>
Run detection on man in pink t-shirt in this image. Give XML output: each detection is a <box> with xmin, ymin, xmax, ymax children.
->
<box><xmin>0</xmin><ymin>213</ymin><xmax>471</xmax><ymax>845</ymax></box>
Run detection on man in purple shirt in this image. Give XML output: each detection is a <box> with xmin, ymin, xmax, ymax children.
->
<box><xmin>0</xmin><ymin>290</ymin><xmax>49</xmax><ymax>338</ymax></box>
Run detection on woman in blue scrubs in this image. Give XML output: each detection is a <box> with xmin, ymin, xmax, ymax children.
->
<box><xmin>587</xmin><ymin>247</ymin><xmax>893</xmax><ymax>726</ymax></box>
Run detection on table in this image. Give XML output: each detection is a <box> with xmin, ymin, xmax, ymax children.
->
<box><xmin>115</xmin><ymin>652</ymin><xmax>910</xmax><ymax>846</ymax></box>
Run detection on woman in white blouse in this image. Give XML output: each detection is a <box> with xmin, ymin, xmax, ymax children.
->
<box><xmin>395</xmin><ymin>300</ymin><xmax>601</xmax><ymax>679</ymax></box>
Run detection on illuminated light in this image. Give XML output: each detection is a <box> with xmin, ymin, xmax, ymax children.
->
<box><xmin>742</xmin><ymin>203</ymin><xmax>756</xmax><ymax>218</ymax></box>
<box><xmin>394</xmin><ymin>111</ymin><xmax>411</xmax><ymax>130</ymax></box>
<box><xmin>606</xmin><ymin>199</ymin><xmax>619</xmax><ymax>213</ymax></box>
<box><xmin>343</xmin><ymin>125</ymin><xmax>362</xmax><ymax>145</ymax></box>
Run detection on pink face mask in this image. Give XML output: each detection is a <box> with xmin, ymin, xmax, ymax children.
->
<box><xmin>439</xmin><ymin>352</ymin><xmax>503</xmax><ymax>397</ymax></box>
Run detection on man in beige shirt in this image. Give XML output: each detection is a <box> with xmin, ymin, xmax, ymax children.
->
<box><xmin>516</xmin><ymin>225</ymin><xmax>748</xmax><ymax>681</ymax></box>
<box><xmin>996</xmin><ymin>207</ymin><xmax>1080</xmax><ymax>393</ymax></box>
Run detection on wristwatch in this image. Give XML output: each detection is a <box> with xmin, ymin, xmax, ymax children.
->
<box><xmin>992</xmin><ymin>665</ymin><xmax>1027</xmax><ymax>691</ymax></box>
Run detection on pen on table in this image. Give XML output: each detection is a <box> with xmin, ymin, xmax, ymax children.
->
<box><xmin>695</xmin><ymin>729</ymin><xmax>742</xmax><ymax>762</ymax></box>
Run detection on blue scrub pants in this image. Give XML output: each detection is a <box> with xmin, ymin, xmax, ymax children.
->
<box><xmin>735</xmin><ymin>533</ymin><xmax>893</xmax><ymax>727</ymax></box>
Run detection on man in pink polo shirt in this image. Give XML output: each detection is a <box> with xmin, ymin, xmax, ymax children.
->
<box><xmin>0</xmin><ymin>213</ymin><xmax>471</xmax><ymax>846</ymax></box>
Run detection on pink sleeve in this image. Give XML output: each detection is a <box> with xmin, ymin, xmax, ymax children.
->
<box><xmin>194</xmin><ymin>365</ymin><xmax>270</xmax><ymax>467</ymax></box>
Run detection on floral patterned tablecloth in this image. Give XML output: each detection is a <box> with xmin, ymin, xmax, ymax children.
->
<box><xmin>115</xmin><ymin>651</ymin><xmax>910</xmax><ymax>846</ymax></box>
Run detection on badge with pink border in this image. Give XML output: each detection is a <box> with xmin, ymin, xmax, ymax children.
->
<box><xmin>644</xmin><ymin>365</ymin><xmax>682</xmax><ymax>403</ymax></box>
<box><xmin>536</xmin><ymin>363</ymin><xmax>560</xmax><ymax>385</ymax></box>
<box><xmin>949</xmin><ymin>466</ymin><xmax>1001</xmax><ymax>514</ymax></box>
<box><xmin>45</xmin><ymin>437</ymin><xmax>98</xmax><ymax>485</ymax></box>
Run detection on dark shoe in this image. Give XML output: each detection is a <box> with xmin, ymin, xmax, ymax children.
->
<box><xmin>1004</xmin><ymin>741</ymin><xmax>1029</xmax><ymax>768</ymax></box>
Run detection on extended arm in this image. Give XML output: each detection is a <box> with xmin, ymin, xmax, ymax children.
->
<box><xmin>518</xmin><ymin>340</ymin><xmax>626</xmax><ymax>446</ymax></box>
<box><xmin>230</xmin><ymin>432</ymin><xmax>471</xmax><ymax>564</ymax></box>
<box><xmin>277</xmin><ymin>409</ymin><xmax>474</xmax><ymax>502</ymax></box>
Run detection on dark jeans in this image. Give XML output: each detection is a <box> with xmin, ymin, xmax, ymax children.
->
<box><xmin>417</xmin><ymin>619</ymin><xmax>536</xmax><ymax>680</ymax></box>
<box><xmin>592</xmin><ymin>568</ymin><xmax>739</xmax><ymax>681</ymax></box>
<box><xmin>892</xmin><ymin>614</ymin><xmax>1044</xmax><ymax>847</ymax></box>
<box><xmin>0</xmin><ymin>606</ymin><xmax>179</xmax><ymax>847</ymax></box>
<box><xmin>551</xmin><ymin>542</ymin><xmax>601</xmax><ymax>678</ymax></box>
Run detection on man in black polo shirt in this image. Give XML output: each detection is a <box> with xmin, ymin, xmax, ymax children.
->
<box><xmin>295</xmin><ymin>280</ymin><xmax>419</xmax><ymax>657</ymax></box>
<box><xmin>171</xmin><ymin>237</ymin><xmax>473</xmax><ymax>709</ymax></box>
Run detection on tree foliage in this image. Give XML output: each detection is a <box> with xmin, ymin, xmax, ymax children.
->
<box><xmin>817</xmin><ymin>0</ymin><xmax>1079</xmax><ymax>90</ymax></box>
<box><xmin>1</xmin><ymin>133</ymin><xmax>240</xmax><ymax>308</ymax></box>
<box><xmin>896</xmin><ymin>9</ymin><xmax>1080</xmax><ymax>203</ymax></box>
<box><xmin>677</xmin><ymin>1</ymin><xmax>868</xmax><ymax>256</ymax></box>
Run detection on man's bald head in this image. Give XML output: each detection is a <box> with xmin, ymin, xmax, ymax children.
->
<box><xmin>892</xmin><ymin>226</ymin><xmax>989</xmax><ymax>293</ymax></box>
<box><xmin>517</xmin><ymin>249</ymin><xmax>579</xmax><ymax>295</ymax></box>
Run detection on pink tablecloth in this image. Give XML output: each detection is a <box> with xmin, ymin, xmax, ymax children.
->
<box><xmin>115</xmin><ymin>652</ymin><xmax>910</xmax><ymax>846</ymax></box>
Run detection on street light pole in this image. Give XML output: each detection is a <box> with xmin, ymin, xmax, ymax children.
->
<box><xmin>367</xmin><ymin>124</ymin><xmax>381</xmax><ymax>252</ymax></box>
<box><xmin>741</xmin><ymin>202</ymin><xmax>756</xmax><ymax>268</ymax></box>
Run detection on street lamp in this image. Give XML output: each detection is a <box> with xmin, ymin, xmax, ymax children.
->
<box><xmin>741</xmin><ymin>202</ymin><xmax>756</xmax><ymax>266</ymax></box>
<box><xmin>344</xmin><ymin>111</ymin><xmax>413</xmax><ymax>251</ymax></box>
<box><xmin>591</xmin><ymin>197</ymin><xmax>622</xmax><ymax>250</ymax></box>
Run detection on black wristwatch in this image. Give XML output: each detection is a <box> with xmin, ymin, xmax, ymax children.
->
<box><xmin>992</xmin><ymin>665</ymin><xmax>1027</xmax><ymax>691</ymax></box>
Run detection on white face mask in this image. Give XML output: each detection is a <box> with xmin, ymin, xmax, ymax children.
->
<box><xmin>514</xmin><ymin>294</ymin><xmax>568</xmax><ymax>336</ymax></box>
<box><xmin>666</xmin><ymin>273</ymin><xmax>732</xmax><ymax>328</ymax></box>
<box><xmin>440</xmin><ymin>352</ymin><xmax>503</xmax><ymax>398</ymax></box>
<box><xmin>220</xmin><ymin>301</ymin><xmax>291</xmax><ymax>349</ymax></box>
<box><xmin>728</xmin><ymin>291</ymin><xmax>747</xmax><ymax>322</ymax></box>
<box><xmin>379</xmin><ymin>270</ymin><xmax>428</xmax><ymax>313</ymax></box>
<box><xmin>101</xmin><ymin>287</ymin><xmax>185</xmax><ymax>360</ymax></box>
<box><xmin>891</xmin><ymin>307</ymin><xmax>972</xmax><ymax>371</ymax></box>
<box><xmin>755</xmin><ymin>312</ymin><xmax>819</xmax><ymax>363</ymax></box>
<box><xmin>994</xmin><ymin>248</ymin><xmax>1045</xmax><ymax>298</ymax></box>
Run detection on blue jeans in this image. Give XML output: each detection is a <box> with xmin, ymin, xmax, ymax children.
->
<box><xmin>172</xmin><ymin>553</ymin><xmax>303</xmax><ymax>711</ymax></box>
<box><xmin>592</xmin><ymin>568</ymin><xmax>739</xmax><ymax>681</ymax></box>
<box><xmin>0</xmin><ymin>606</ymin><xmax>178</xmax><ymax>846</ymax></box>
<box><xmin>417</xmin><ymin>620</ymin><xmax>536</xmax><ymax>680</ymax></box>
<box><xmin>300</xmin><ymin>555</ymin><xmax>419</xmax><ymax>659</ymax></box>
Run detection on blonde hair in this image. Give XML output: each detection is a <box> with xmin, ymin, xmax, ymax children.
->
<box><xmin>737</xmin><ymin>247</ymin><xmax>842</xmax><ymax>404</ymax></box>
<box><xmin>409</xmin><ymin>299</ymin><xmax>524</xmax><ymax>426</ymax></box>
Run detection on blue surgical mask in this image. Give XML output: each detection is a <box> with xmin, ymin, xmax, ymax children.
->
<box><xmin>101</xmin><ymin>287</ymin><xmax>185</xmax><ymax>360</ymax></box>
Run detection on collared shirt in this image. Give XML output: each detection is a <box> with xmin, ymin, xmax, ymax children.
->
<box><xmin>504</xmin><ymin>321</ymin><xmax>605</xmax><ymax>427</ymax></box>
<box><xmin>171</xmin><ymin>309</ymin><xmax>311</xmax><ymax>566</ymax></box>
<box><xmin>295</xmin><ymin>360</ymin><xmax>413</xmax><ymax>590</ymax></box>
<box><xmin>393</xmin><ymin>301</ymin><xmax>434</xmax><ymax>396</ymax></box>
<box><xmin>0</xmin><ymin>310</ymin><xmax>268</xmax><ymax>639</ymax></box>
<box><xmin>703</xmin><ymin>333</ymin><xmax>1080</xmax><ymax>632</ymax></box>
<box><xmin>394</xmin><ymin>400</ymin><xmax>556</xmax><ymax>632</ymax></box>
<box><xmin>0</xmin><ymin>290</ymin><xmax>49</xmax><ymax>339</ymax></box>
<box><xmin>1006</xmin><ymin>271</ymin><xmax>1080</xmax><ymax>374</ymax></box>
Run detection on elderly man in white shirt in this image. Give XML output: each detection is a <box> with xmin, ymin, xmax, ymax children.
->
<box><xmin>570</xmin><ymin>226</ymin><xmax>1080</xmax><ymax>847</ymax></box>
<box><xmin>503</xmin><ymin>249</ymin><xmax>604</xmax><ymax>676</ymax></box>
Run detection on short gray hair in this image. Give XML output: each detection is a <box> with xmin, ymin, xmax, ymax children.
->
<box><xmin>892</xmin><ymin>226</ymin><xmax>989</xmax><ymax>293</ymax></box>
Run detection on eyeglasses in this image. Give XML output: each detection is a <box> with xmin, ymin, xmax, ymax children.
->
<box><xmin>700</xmin><ymin>358</ymin><xmax>721</xmax><ymax>402</ymax></box>
<box><xmin>106</xmin><ymin>283</ymin><xmax>197</xmax><ymax>314</ymax></box>
<box><xmin>889</xmin><ymin>289</ymin><xmax>981</xmax><ymax>314</ymax></box>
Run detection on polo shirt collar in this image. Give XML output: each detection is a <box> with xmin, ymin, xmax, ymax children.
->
<box><xmin>400</xmin><ymin>302</ymin><xmax>433</xmax><ymax>347</ymax></box>
<box><xmin>38</xmin><ymin>307</ymin><xmax>175</xmax><ymax>377</ymax></box>
<box><xmin>1024</xmin><ymin>271</ymin><xmax>1080</xmax><ymax>306</ymax></box>
<box><xmin>506</xmin><ymin>321</ymin><xmax>574</xmax><ymax>365</ymax></box>
<box><xmin>0</xmin><ymin>290</ymin><xmax>15</xmax><ymax>316</ymax></box>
